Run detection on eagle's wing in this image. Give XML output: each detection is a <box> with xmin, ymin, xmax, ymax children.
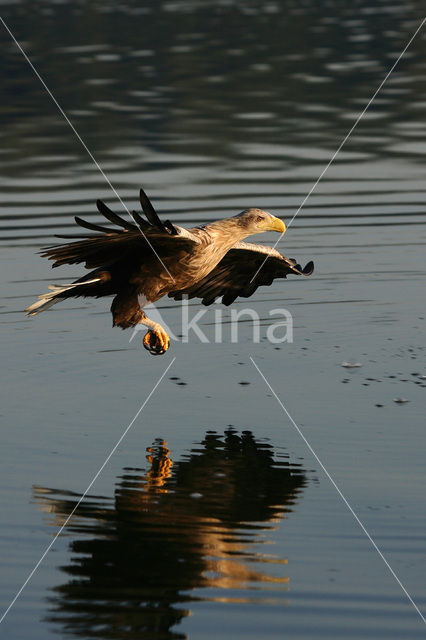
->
<box><xmin>168</xmin><ymin>241</ymin><xmax>314</xmax><ymax>306</ymax></box>
<box><xmin>41</xmin><ymin>190</ymin><xmax>194</xmax><ymax>269</ymax></box>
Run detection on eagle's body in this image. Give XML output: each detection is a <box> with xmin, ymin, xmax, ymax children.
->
<box><xmin>27</xmin><ymin>189</ymin><xmax>313</xmax><ymax>354</ymax></box>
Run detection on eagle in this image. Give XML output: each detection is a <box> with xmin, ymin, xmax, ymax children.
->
<box><xmin>26</xmin><ymin>188</ymin><xmax>314</xmax><ymax>355</ymax></box>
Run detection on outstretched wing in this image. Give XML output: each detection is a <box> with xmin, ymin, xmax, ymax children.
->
<box><xmin>41</xmin><ymin>190</ymin><xmax>192</xmax><ymax>269</ymax></box>
<box><xmin>168</xmin><ymin>242</ymin><xmax>314</xmax><ymax>306</ymax></box>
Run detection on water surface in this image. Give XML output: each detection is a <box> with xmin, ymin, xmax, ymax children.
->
<box><xmin>1</xmin><ymin>1</ymin><xmax>425</xmax><ymax>638</ymax></box>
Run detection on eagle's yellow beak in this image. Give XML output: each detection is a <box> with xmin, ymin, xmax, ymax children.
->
<box><xmin>267</xmin><ymin>217</ymin><xmax>286</xmax><ymax>234</ymax></box>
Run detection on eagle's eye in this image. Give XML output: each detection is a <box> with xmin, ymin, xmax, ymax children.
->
<box><xmin>256</xmin><ymin>214</ymin><xmax>265</xmax><ymax>222</ymax></box>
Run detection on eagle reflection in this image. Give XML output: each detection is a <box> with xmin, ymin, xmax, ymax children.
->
<box><xmin>33</xmin><ymin>429</ymin><xmax>307</xmax><ymax>639</ymax></box>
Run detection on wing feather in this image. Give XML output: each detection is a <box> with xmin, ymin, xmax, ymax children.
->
<box><xmin>130</xmin><ymin>209</ymin><xmax>152</xmax><ymax>232</ymax></box>
<box><xmin>74</xmin><ymin>216</ymin><xmax>115</xmax><ymax>234</ymax></box>
<box><xmin>139</xmin><ymin>188</ymin><xmax>168</xmax><ymax>232</ymax></box>
<box><xmin>41</xmin><ymin>230</ymin><xmax>196</xmax><ymax>269</ymax></box>
<box><xmin>96</xmin><ymin>199</ymin><xmax>137</xmax><ymax>231</ymax></box>
<box><xmin>169</xmin><ymin>242</ymin><xmax>314</xmax><ymax>305</ymax></box>
<box><xmin>41</xmin><ymin>191</ymin><xmax>193</xmax><ymax>269</ymax></box>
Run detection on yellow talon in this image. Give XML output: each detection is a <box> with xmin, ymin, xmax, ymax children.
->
<box><xmin>143</xmin><ymin>328</ymin><xmax>170</xmax><ymax>355</ymax></box>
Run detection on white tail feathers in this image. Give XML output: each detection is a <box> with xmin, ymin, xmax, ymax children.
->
<box><xmin>26</xmin><ymin>278</ymin><xmax>101</xmax><ymax>317</ymax></box>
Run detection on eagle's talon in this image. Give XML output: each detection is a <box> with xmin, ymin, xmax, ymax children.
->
<box><xmin>143</xmin><ymin>329</ymin><xmax>170</xmax><ymax>356</ymax></box>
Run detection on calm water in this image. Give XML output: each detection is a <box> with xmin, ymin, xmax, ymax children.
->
<box><xmin>1</xmin><ymin>1</ymin><xmax>425</xmax><ymax>638</ymax></box>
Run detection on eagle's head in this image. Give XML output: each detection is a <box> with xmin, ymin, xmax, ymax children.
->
<box><xmin>235</xmin><ymin>208</ymin><xmax>286</xmax><ymax>236</ymax></box>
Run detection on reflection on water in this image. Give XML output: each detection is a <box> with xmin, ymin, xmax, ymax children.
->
<box><xmin>33</xmin><ymin>430</ymin><xmax>307</xmax><ymax>639</ymax></box>
<box><xmin>2</xmin><ymin>1</ymin><xmax>426</xmax><ymax>638</ymax></box>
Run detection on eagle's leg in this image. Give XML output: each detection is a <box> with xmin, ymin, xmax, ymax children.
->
<box><xmin>139</xmin><ymin>315</ymin><xmax>170</xmax><ymax>356</ymax></box>
<box><xmin>111</xmin><ymin>291</ymin><xmax>170</xmax><ymax>356</ymax></box>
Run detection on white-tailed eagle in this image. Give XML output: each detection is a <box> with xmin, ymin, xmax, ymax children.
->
<box><xmin>26</xmin><ymin>189</ymin><xmax>314</xmax><ymax>354</ymax></box>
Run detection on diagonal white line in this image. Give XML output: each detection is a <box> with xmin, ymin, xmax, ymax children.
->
<box><xmin>0</xmin><ymin>16</ymin><xmax>176</xmax><ymax>283</ymax></box>
<box><xmin>250</xmin><ymin>356</ymin><xmax>426</xmax><ymax>626</ymax></box>
<box><xmin>286</xmin><ymin>17</ymin><xmax>426</xmax><ymax>231</ymax></box>
<box><xmin>0</xmin><ymin>357</ymin><xmax>175</xmax><ymax>625</ymax></box>
<box><xmin>250</xmin><ymin>15</ymin><xmax>426</xmax><ymax>283</ymax></box>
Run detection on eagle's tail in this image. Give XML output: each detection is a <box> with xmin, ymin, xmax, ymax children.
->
<box><xmin>25</xmin><ymin>277</ymin><xmax>102</xmax><ymax>317</ymax></box>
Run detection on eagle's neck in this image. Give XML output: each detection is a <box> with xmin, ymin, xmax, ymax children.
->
<box><xmin>202</xmin><ymin>218</ymin><xmax>250</xmax><ymax>250</ymax></box>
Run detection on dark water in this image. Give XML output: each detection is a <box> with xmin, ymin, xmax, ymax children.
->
<box><xmin>1</xmin><ymin>1</ymin><xmax>425</xmax><ymax>639</ymax></box>
<box><xmin>33</xmin><ymin>431</ymin><xmax>307</xmax><ymax>639</ymax></box>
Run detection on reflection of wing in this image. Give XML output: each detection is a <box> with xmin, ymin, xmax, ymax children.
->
<box><xmin>169</xmin><ymin>242</ymin><xmax>314</xmax><ymax>305</ymax></box>
<box><xmin>40</xmin><ymin>190</ymin><xmax>194</xmax><ymax>269</ymax></box>
<box><xmin>32</xmin><ymin>430</ymin><xmax>307</xmax><ymax>639</ymax></box>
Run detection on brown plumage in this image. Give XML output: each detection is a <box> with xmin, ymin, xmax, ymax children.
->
<box><xmin>26</xmin><ymin>188</ymin><xmax>314</xmax><ymax>355</ymax></box>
